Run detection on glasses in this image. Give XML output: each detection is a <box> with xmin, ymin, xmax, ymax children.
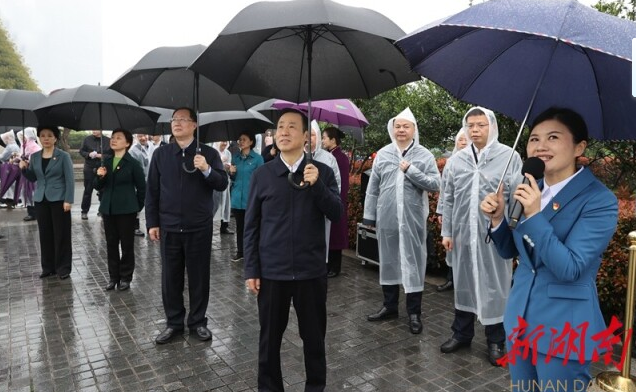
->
<box><xmin>170</xmin><ymin>118</ymin><xmax>194</xmax><ymax>124</ymax></box>
<box><xmin>466</xmin><ymin>123</ymin><xmax>488</xmax><ymax>130</ymax></box>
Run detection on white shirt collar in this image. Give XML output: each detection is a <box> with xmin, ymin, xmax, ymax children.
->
<box><xmin>540</xmin><ymin>166</ymin><xmax>584</xmax><ymax>210</ymax></box>
<box><xmin>281</xmin><ymin>154</ymin><xmax>305</xmax><ymax>173</ymax></box>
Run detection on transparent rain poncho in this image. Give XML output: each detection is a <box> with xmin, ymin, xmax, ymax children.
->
<box><xmin>440</xmin><ymin>106</ymin><xmax>522</xmax><ymax>324</ymax></box>
<box><xmin>436</xmin><ymin>129</ymin><xmax>466</xmax><ymax>267</ymax></box>
<box><xmin>363</xmin><ymin>108</ymin><xmax>440</xmax><ymax>293</ymax></box>
<box><xmin>309</xmin><ymin>120</ymin><xmax>341</xmax><ymax>259</ymax></box>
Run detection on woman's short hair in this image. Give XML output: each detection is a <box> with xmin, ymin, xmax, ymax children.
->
<box><xmin>112</xmin><ymin>128</ymin><xmax>133</xmax><ymax>151</ymax></box>
<box><xmin>240</xmin><ymin>132</ymin><xmax>256</xmax><ymax>149</ymax></box>
<box><xmin>322</xmin><ymin>126</ymin><xmax>344</xmax><ymax>146</ymax></box>
<box><xmin>531</xmin><ymin>107</ymin><xmax>588</xmax><ymax>144</ymax></box>
<box><xmin>37</xmin><ymin>126</ymin><xmax>60</xmax><ymax>139</ymax></box>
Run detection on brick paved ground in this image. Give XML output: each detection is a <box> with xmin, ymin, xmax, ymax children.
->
<box><xmin>0</xmin><ymin>185</ymin><xmax>631</xmax><ymax>391</ymax></box>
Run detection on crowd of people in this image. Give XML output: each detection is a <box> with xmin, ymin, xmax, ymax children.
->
<box><xmin>0</xmin><ymin>104</ymin><xmax>619</xmax><ymax>391</ymax></box>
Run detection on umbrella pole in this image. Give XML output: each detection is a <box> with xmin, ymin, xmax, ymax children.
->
<box><xmin>99</xmin><ymin>104</ymin><xmax>104</xmax><ymax>166</ymax></box>
<box><xmin>182</xmin><ymin>73</ymin><xmax>200</xmax><ymax>173</ymax></box>
<box><xmin>495</xmin><ymin>39</ymin><xmax>559</xmax><ymax>194</ymax></box>
<box><xmin>288</xmin><ymin>26</ymin><xmax>313</xmax><ymax>190</ymax></box>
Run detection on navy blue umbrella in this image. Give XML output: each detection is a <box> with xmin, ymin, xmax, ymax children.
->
<box><xmin>396</xmin><ymin>0</ymin><xmax>636</xmax><ymax>142</ymax></box>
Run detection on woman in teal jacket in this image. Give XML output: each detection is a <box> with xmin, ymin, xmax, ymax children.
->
<box><xmin>229</xmin><ymin>132</ymin><xmax>263</xmax><ymax>261</ymax></box>
<box><xmin>95</xmin><ymin>129</ymin><xmax>146</xmax><ymax>291</ymax></box>
<box><xmin>19</xmin><ymin>126</ymin><xmax>75</xmax><ymax>280</ymax></box>
<box><xmin>481</xmin><ymin>108</ymin><xmax>618</xmax><ymax>389</ymax></box>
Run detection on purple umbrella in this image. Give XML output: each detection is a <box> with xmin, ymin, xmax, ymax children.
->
<box><xmin>271</xmin><ymin>98</ymin><xmax>368</xmax><ymax>128</ymax></box>
<box><xmin>0</xmin><ymin>162</ymin><xmax>21</xmax><ymax>201</ymax></box>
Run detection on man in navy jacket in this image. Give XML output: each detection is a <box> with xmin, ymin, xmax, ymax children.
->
<box><xmin>244</xmin><ymin>109</ymin><xmax>342</xmax><ymax>392</ymax></box>
<box><xmin>146</xmin><ymin>107</ymin><xmax>228</xmax><ymax>345</ymax></box>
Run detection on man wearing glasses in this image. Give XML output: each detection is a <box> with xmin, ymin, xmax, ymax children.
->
<box><xmin>145</xmin><ymin>107</ymin><xmax>228</xmax><ymax>344</ymax></box>
<box><xmin>438</xmin><ymin>106</ymin><xmax>522</xmax><ymax>366</ymax></box>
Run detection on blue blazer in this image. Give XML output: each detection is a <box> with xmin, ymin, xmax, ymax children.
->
<box><xmin>490</xmin><ymin>167</ymin><xmax>617</xmax><ymax>361</ymax></box>
<box><xmin>22</xmin><ymin>148</ymin><xmax>75</xmax><ymax>204</ymax></box>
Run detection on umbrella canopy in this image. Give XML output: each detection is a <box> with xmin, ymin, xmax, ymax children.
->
<box><xmin>34</xmin><ymin>85</ymin><xmax>159</xmax><ymax>131</ymax></box>
<box><xmin>198</xmin><ymin>110</ymin><xmax>273</xmax><ymax>143</ymax></box>
<box><xmin>190</xmin><ymin>0</ymin><xmax>419</xmax><ymax>103</ymax></box>
<box><xmin>396</xmin><ymin>0</ymin><xmax>636</xmax><ymax>141</ymax></box>
<box><xmin>109</xmin><ymin>45</ymin><xmax>266</xmax><ymax>112</ymax></box>
<box><xmin>250</xmin><ymin>98</ymin><xmax>281</xmax><ymax>123</ymax></box>
<box><xmin>0</xmin><ymin>90</ymin><xmax>45</xmax><ymax>127</ymax></box>
<box><xmin>272</xmin><ymin>98</ymin><xmax>368</xmax><ymax>128</ymax></box>
<box><xmin>191</xmin><ymin>0</ymin><xmax>418</xmax><ymax>186</ymax></box>
<box><xmin>134</xmin><ymin>107</ymin><xmax>173</xmax><ymax>135</ymax></box>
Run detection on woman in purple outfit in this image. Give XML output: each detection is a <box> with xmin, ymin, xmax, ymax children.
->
<box><xmin>322</xmin><ymin>127</ymin><xmax>350</xmax><ymax>278</ymax></box>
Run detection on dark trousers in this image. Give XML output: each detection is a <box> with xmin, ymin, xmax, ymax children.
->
<box><xmin>102</xmin><ymin>213</ymin><xmax>136</xmax><ymax>283</ymax></box>
<box><xmin>327</xmin><ymin>250</ymin><xmax>342</xmax><ymax>274</ymax></box>
<box><xmin>382</xmin><ymin>285</ymin><xmax>422</xmax><ymax>315</ymax></box>
<box><xmin>451</xmin><ymin>308</ymin><xmax>505</xmax><ymax>344</ymax></box>
<box><xmin>81</xmin><ymin>165</ymin><xmax>99</xmax><ymax>213</ymax></box>
<box><xmin>160</xmin><ymin>227</ymin><xmax>213</xmax><ymax>329</ymax></box>
<box><xmin>35</xmin><ymin>200</ymin><xmax>72</xmax><ymax>276</ymax></box>
<box><xmin>232</xmin><ymin>208</ymin><xmax>245</xmax><ymax>256</ymax></box>
<box><xmin>258</xmin><ymin>278</ymin><xmax>327</xmax><ymax>392</ymax></box>
<box><xmin>446</xmin><ymin>267</ymin><xmax>453</xmax><ymax>283</ymax></box>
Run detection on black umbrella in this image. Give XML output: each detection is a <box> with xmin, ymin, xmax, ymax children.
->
<box><xmin>135</xmin><ymin>107</ymin><xmax>173</xmax><ymax>136</ymax></box>
<box><xmin>190</xmin><ymin>0</ymin><xmax>418</xmax><ymax>187</ymax></box>
<box><xmin>0</xmin><ymin>90</ymin><xmax>45</xmax><ymax>154</ymax></box>
<box><xmin>198</xmin><ymin>109</ymin><xmax>273</xmax><ymax>144</ymax></box>
<box><xmin>0</xmin><ymin>90</ymin><xmax>45</xmax><ymax>127</ymax></box>
<box><xmin>34</xmin><ymin>85</ymin><xmax>159</xmax><ymax>163</ymax></box>
<box><xmin>109</xmin><ymin>44</ymin><xmax>268</xmax><ymax>172</ymax></box>
<box><xmin>250</xmin><ymin>98</ymin><xmax>281</xmax><ymax>124</ymax></box>
<box><xmin>34</xmin><ymin>85</ymin><xmax>159</xmax><ymax>131</ymax></box>
<box><xmin>109</xmin><ymin>45</ymin><xmax>266</xmax><ymax>112</ymax></box>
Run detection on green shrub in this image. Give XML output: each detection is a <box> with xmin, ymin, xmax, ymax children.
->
<box><xmin>68</xmin><ymin>131</ymin><xmax>88</xmax><ymax>149</ymax></box>
<box><xmin>597</xmin><ymin>198</ymin><xmax>636</xmax><ymax>324</ymax></box>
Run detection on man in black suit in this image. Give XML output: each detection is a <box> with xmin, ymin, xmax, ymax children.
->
<box><xmin>146</xmin><ymin>108</ymin><xmax>228</xmax><ymax>344</ymax></box>
<box><xmin>244</xmin><ymin>109</ymin><xmax>342</xmax><ymax>392</ymax></box>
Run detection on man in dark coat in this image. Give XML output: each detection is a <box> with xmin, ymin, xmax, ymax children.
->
<box><xmin>79</xmin><ymin>130</ymin><xmax>112</xmax><ymax>219</ymax></box>
<box><xmin>244</xmin><ymin>109</ymin><xmax>342</xmax><ymax>392</ymax></box>
<box><xmin>146</xmin><ymin>107</ymin><xmax>228</xmax><ymax>345</ymax></box>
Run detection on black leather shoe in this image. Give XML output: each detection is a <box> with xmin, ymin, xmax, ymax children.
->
<box><xmin>155</xmin><ymin>327</ymin><xmax>182</xmax><ymax>344</ymax></box>
<box><xmin>118</xmin><ymin>281</ymin><xmax>130</xmax><ymax>291</ymax></box>
<box><xmin>367</xmin><ymin>307</ymin><xmax>398</xmax><ymax>322</ymax></box>
<box><xmin>23</xmin><ymin>215</ymin><xmax>36</xmax><ymax>221</ymax></box>
<box><xmin>39</xmin><ymin>271</ymin><xmax>55</xmax><ymax>279</ymax></box>
<box><xmin>436</xmin><ymin>281</ymin><xmax>453</xmax><ymax>292</ymax></box>
<box><xmin>220</xmin><ymin>229</ymin><xmax>234</xmax><ymax>235</ymax></box>
<box><xmin>134</xmin><ymin>229</ymin><xmax>145</xmax><ymax>237</ymax></box>
<box><xmin>408</xmin><ymin>314</ymin><xmax>423</xmax><ymax>334</ymax></box>
<box><xmin>58</xmin><ymin>273</ymin><xmax>70</xmax><ymax>280</ymax></box>
<box><xmin>327</xmin><ymin>271</ymin><xmax>339</xmax><ymax>278</ymax></box>
<box><xmin>488</xmin><ymin>343</ymin><xmax>505</xmax><ymax>366</ymax></box>
<box><xmin>440</xmin><ymin>337</ymin><xmax>471</xmax><ymax>353</ymax></box>
<box><xmin>105</xmin><ymin>281</ymin><xmax>118</xmax><ymax>290</ymax></box>
<box><xmin>193</xmin><ymin>326</ymin><xmax>212</xmax><ymax>341</ymax></box>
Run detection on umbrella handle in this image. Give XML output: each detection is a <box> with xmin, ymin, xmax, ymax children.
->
<box><xmin>181</xmin><ymin>146</ymin><xmax>201</xmax><ymax>174</ymax></box>
<box><xmin>287</xmin><ymin>172</ymin><xmax>309</xmax><ymax>189</ymax></box>
<box><xmin>287</xmin><ymin>153</ymin><xmax>311</xmax><ymax>190</ymax></box>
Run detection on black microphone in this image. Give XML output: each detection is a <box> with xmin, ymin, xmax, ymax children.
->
<box><xmin>508</xmin><ymin>157</ymin><xmax>545</xmax><ymax>229</ymax></box>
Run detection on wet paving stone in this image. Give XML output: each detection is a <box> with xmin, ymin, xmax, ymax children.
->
<box><xmin>1</xmin><ymin>187</ymin><xmax>634</xmax><ymax>391</ymax></box>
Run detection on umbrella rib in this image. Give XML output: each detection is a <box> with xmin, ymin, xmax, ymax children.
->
<box><xmin>323</xmin><ymin>24</ymin><xmax>373</xmax><ymax>98</ymax></box>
